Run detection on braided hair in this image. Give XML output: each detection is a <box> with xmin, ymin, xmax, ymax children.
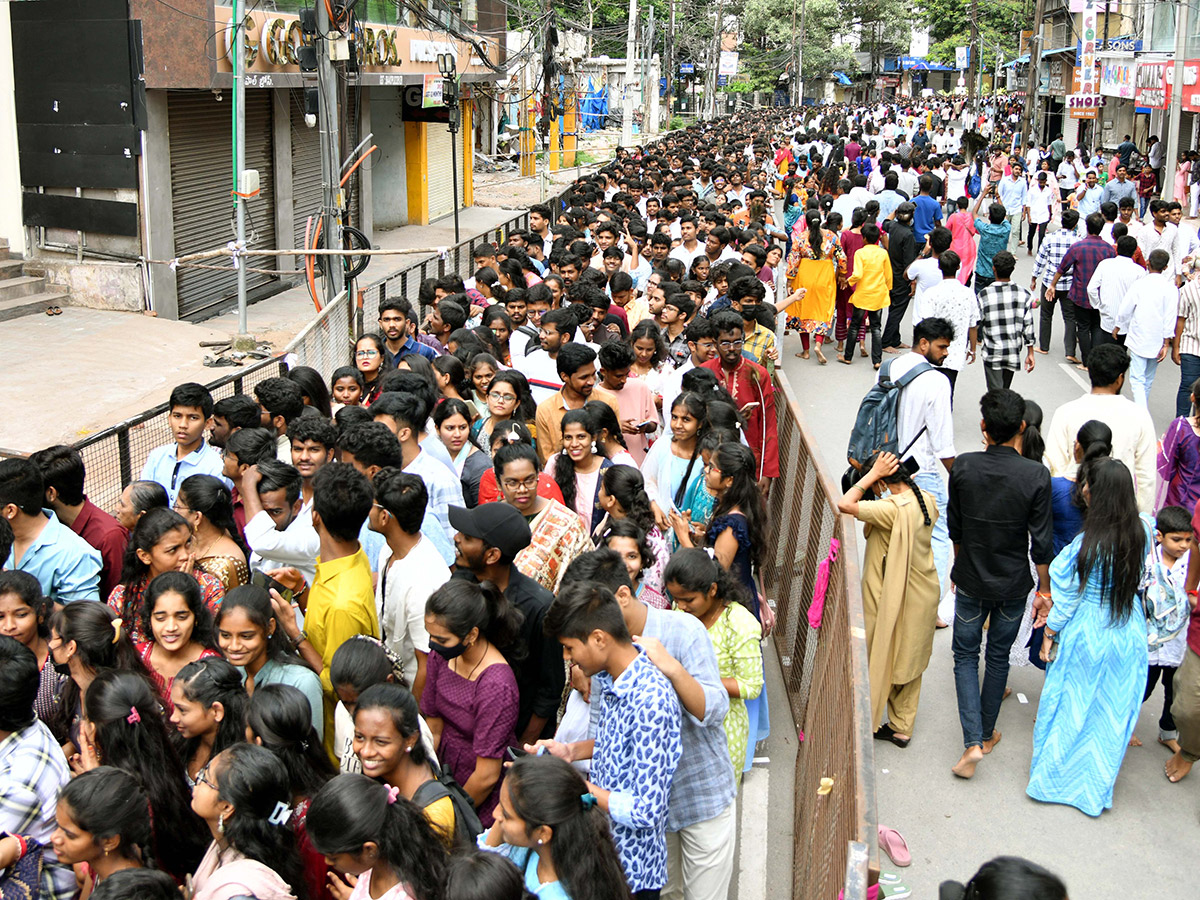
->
<box><xmin>862</xmin><ymin>452</ymin><xmax>932</xmax><ymax>527</ymax></box>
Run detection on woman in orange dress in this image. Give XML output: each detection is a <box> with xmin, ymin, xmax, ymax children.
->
<box><xmin>786</xmin><ymin>210</ymin><xmax>846</xmax><ymax>365</ymax></box>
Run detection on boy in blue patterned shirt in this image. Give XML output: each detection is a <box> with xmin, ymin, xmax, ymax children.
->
<box><xmin>533</xmin><ymin>582</ymin><xmax>683</xmax><ymax>899</ymax></box>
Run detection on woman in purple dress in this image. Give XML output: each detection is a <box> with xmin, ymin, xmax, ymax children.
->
<box><xmin>419</xmin><ymin>579</ymin><xmax>522</xmax><ymax>827</ymax></box>
<box><xmin>1157</xmin><ymin>382</ymin><xmax>1200</xmax><ymax>512</ymax></box>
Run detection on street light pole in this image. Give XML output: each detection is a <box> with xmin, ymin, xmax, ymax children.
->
<box><xmin>439</xmin><ymin>52</ymin><xmax>461</xmax><ymax>243</ymax></box>
<box><xmin>233</xmin><ymin>0</ymin><xmax>248</xmax><ymax>339</ymax></box>
<box><xmin>1163</xmin><ymin>0</ymin><xmax>1192</xmax><ymax>202</ymax></box>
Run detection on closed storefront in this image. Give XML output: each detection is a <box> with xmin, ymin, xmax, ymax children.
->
<box><xmin>168</xmin><ymin>90</ymin><xmax>278</xmax><ymax>321</ymax></box>
<box><xmin>426</xmin><ymin>121</ymin><xmax>467</xmax><ymax>222</ymax></box>
<box><xmin>290</xmin><ymin>91</ymin><xmax>323</xmax><ymax>264</ymax></box>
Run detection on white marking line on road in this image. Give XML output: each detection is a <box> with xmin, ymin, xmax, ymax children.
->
<box><xmin>738</xmin><ymin>767</ymin><xmax>769</xmax><ymax>900</ymax></box>
<box><xmin>1059</xmin><ymin>362</ymin><xmax>1092</xmax><ymax>393</ymax></box>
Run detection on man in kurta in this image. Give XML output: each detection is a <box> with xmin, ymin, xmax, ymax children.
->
<box><xmin>837</xmin><ymin>452</ymin><xmax>940</xmax><ymax>745</ymax></box>
<box><xmin>701</xmin><ymin>310</ymin><xmax>780</xmax><ymax>491</ymax></box>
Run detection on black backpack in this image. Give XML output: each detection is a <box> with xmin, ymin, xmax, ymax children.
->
<box><xmin>841</xmin><ymin>357</ymin><xmax>932</xmax><ymax>492</ymax></box>
<box><xmin>412</xmin><ymin>761</ymin><xmax>484</xmax><ymax>847</ymax></box>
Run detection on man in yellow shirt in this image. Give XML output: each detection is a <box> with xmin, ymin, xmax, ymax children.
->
<box><xmin>269</xmin><ymin>462</ymin><xmax>379</xmax><ymax>755</ymax></box>
<box><xmin>843</xmin><ymin>222</ymin><xmax>893</xmax><ymax>369</ymax></box>
<box><xmin>534</xmin><ymin>343</ymin><xmax>622</xmax><ymax>465</ymax></box>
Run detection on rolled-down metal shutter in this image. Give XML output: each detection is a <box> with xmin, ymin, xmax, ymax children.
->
<box><xmin>1181</xmin><ymin>113</ymin><xmax>1196</xmax><ymax>153</ymax></box>
<box><xmin>290</xmin><ymin>91</ymin><xmax>323</xmax><ymax>266</ymax></box>
<box><xmin>426</xmin><ymin>122</ymin><xmax>464</xmax><ymax>221</ymax></box>
<box><xmin>169</xmin><ymin>90</ymin><xmax>277</xmax><ymax>321</ymax></box>
<box><xmin>344</xmin><ymin>87</ymin><xmax>363</xmax><ymax>229</ymax></box>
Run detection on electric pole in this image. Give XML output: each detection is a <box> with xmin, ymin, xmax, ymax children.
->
<box><xmin>621</xmin><ymin>0</ymin><xmax>638</xmax><ymax>147</ymax></box>
<box><xmin>797</xmin><ymin>0</ymin><xmax>808</xmax><ymax>107</ymax></box>
<box><xmin>1163</xmin><ymin>0</ymin><xmax>1192</xmax><ymax>201</ymax></box>
<box><xmin>665</xmin><ymin>0</ymin><xmax>674</xmax><ymax>122</ymax></box>
<box><xmin>233</xmin><ymin>0</ymin><xmax>248</xmax><ymax>339</ymax></box>
<box><xmin>1020</xmin><ymin>0</ymin><xmax>1046</xmax><ymax>153</ymax></box>
<box><xmin>317</xmin><ymin>0</ymin><xmax>343</xmax><ymax>305</ymax></box>
<box><xmin>968</xmin><ymin>0</ymin><xmax>978</xmax><ymax>105</ymax></box>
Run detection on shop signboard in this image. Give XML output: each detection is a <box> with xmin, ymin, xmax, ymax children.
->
<box><xmin>1100</xmin><ymin>57</ymin><xmax>1136</xmax><ymax>98</ymax></box>
<box><xmin>1135</xmin><ymin>60</ymin><xmax>1170</xmax><ymax>109</ymax></box>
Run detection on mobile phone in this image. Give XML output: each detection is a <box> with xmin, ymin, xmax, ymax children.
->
<box><xmin>636</xmin><ymin>419</ymin><xmax>658</xmax><ymax>431</ymax></box>
<box><xmin>901</xmin><ymin>456</ymin><xmax>920</xmax><ymax>476</ymax></box>
<box><xmin>252</xmin><ymin>570</ymin><xmax>294</xmax><ymax>604</ymax></box>
<box><xmin>506</xmin><ymin>746</ymin><xmax>530</xmax><ymax>761</ymax></box>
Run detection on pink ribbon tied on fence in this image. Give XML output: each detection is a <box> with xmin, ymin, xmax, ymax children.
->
<box><xmin>806</xmin><ymin>538</ymin><xmax>840</xmax><ymax>630</ymax></box>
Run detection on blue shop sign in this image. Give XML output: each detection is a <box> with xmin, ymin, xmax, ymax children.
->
<box><xmin>1076</xmin><ymin>36</ymin><xmax>1142</xmax><ymax>64</ymax></box>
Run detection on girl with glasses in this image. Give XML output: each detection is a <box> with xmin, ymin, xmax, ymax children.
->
<box><xmin>354</xmin><ymin>333</ymin><xmax>386</xmax><ymax>407</ymax></box>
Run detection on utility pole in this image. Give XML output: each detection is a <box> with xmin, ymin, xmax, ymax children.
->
<box><xmin>233</xmin><ymin>0</ymin><xmax>249</xmax><ymax>339</ymax></box>
<box><xmin>1020</xmin><ymin>0</ymin><xmax>1046</xmax><ymax>153</ymax></box>
<box><xmin>665</xmin><ymin>0</ymin><xmax>674</xmax><ymax>121</ymax></box>
<box><xmin>1163</xmin><ymin>0</ymin><xmax>1192</xmax><ymax>201</ymax></box>
<box><xmin>968</xmin><ymin>0</ymin><xmax>978</xmax><ymax>105</ymax></box>
<box><xmin>317</xmin><ymin>0</ymin><xmax>343</xmax><ymax>305</ymax></box>
<box><xmin>708</xmin><ymin>0</ymin><xmax>725</xmax><ymax>119</ymax></box>
<box><xmin>621</xmin><ymin>0</ymin><xmax>638</xmax><ymax>147</ymax></box>
<box><xmin>797</xmin><ymin>0</ymin><xmax>808</xmax><ymax>107</ymax></box>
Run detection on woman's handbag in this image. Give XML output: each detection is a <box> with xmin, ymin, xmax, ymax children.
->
<box><xmin>0</xmin><ymin>837</ymin><xmax>43</xmax><ymax>900</ymax></box>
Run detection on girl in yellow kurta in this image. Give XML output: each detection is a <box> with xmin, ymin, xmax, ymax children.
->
<box><xmin>786</xmin><ymin>210</ymin><xmax>845</xmax><ymax>365</ymax></box>
<box><xmin>837</xmin><ymin>451</ymin><xmax>939</xmax><ymax>746</ymax></box>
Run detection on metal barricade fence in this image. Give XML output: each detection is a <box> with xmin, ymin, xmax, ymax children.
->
<box><xmin>762</xmin><ymin>370</ymin><xmax>877</xmax><ymax>900</ymax></box>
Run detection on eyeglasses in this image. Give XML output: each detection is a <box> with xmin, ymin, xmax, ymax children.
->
<box><xmin>488</xmin><ymin>392</ymin><xmax>518</xmax><ymax>403</ymax></box>
<box><xmin>501</xmin><ymin>476</ymin><xmax>539</xmax><ymax>491</ymax></box>
<box><xmin>718</xmin><ymin>339</ymin><xmax>745</xmax><ymax>350</ymax></box>
<box><xmin>195</xmin><ymin>763</ymin><xmax>217</xmax><ymax>791</ymax></box>
<box><xmin>355</xmin><ymin>350</ymin><xmax>380</xmax><ymax>358</ymax></box>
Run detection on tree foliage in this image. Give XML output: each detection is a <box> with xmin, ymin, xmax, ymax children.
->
<box><xmin>919</xmin><ymin>0</ymin><xmax>1027</xmax><ymax>70</ymax></box>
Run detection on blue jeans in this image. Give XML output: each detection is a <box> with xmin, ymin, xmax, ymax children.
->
<box><xmin>1177</xmin><ymin>353</ymin><xmax>1200</xmax><ymax>417</ymax></box>
<box><xmin>952</xmin><ymin>591</ymin><xmax>1027</xmax><ymax>748</ymax></box>
<box><xmin>1128</xmin><ymin>353</ymin><xmax>1159</xmax><ymax>408</ymax></box>
<box><xmin>913</xmin><ymin>471</ymin><xmax>949</xmax><ymax>591</ymax></box>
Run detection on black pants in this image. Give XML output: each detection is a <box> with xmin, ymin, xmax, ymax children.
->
<box><xmin>844</xmin><ymin>306</ymin><xmax>882</xmax><ymax>365</ymax></box>
<box><xmin>1026</xmin><ymin>220</ymin><xmax>1048</xmax><ymax>253</ymax></box>
<box><xmin>974</xmin><ymin>274</ymin><xmax>994</xmax><ymax>295</ymax></box>
<box><xmin>1074</xmin><ymin>305</ymin><xmax>1103</xmax><ymax>364</ymax></box>
<box><xmin>984</xmin><ymin>366</ymin><xmax>1015</xmax><ymax>391</ymax></box>
<box><xmin>881</xmin><ymin>284</ymin><xmax>912</xmax><ymax>348</ymax></box>
<box><xmin>1039</xmin><ymin>289</ymin><xmax>1075</xmax><ymax>354</ymax></box>
<box><xmin>1146</xmin><ymin>664</ymin><xmax>1178</xmax><ymax>735</ymax></box>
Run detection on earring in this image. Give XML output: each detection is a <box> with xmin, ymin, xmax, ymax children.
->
<box><xmin>537</xmin><ymin>839</ymin><xmax>544</xmax><ymax>845</ymax></box>
<box><xmin>217</xmin><ymin>812</ymin><xmax>225</xmax><ymax>835</ymax></box>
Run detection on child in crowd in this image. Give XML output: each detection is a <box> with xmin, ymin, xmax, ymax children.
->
<box><xmin>139</xmin><ymin>383</ymin><xmax>227</xmax><ymax>505</ymax></box>
<box><xmin>331</xmin><ymin>365</ymin><xmax>365</xmax><ymax>412</ymax></box>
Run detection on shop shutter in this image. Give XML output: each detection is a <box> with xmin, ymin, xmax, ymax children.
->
<box><xmin>344</xmin><ymin>87</ymin><xmax>363</xmax><ymax>229</ymax></box>
<box><xmin>169</xmin><ymin>90</ymin><xmax>278</xmax><ymax>321</ymax></box>
<box><xmin>426</xmin><ymin>121</ymin><xmax>465</xmax><ymax>222</ymax></box>
<box><xmin>290</xmin><ymin>90</ymin><xmax>324</xmax><ymax>266</ymax></box>
<box><xmin>1181</xmin><ymin>113</ymin><xmax>1196</xmax><ymax>153</ymax></box>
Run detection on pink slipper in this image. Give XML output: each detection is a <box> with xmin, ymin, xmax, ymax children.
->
<box><xmin>878</xmin><ymin>825</ymin><xmax>911</xmax><ymax>867</ymax></box>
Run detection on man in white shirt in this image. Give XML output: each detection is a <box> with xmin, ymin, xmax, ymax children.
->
<box><xmin>369</xmin><ymin>468</ymin><xmax>451</xmax><ymax>699</ymax></box>
<box><xmin>242</xmin><ymin>459</ymin><xmax>319</xmax><ymax>584</ymax></box>
<box><xmin>1171</xmin><ymin>203</ymin><xmax>1200</xmax><ymax>273</ymax></box>
<box><xmin>918</xmin><ymin>251</ymin><xmax>981</xmax><ymax>401</ymax></box>
<box><xmin>1115</xmin><ymin>249</ymin><xmax>1180</xmax><ymax>408</ymax></box>
<box><xmin>885</xmin><ymin>316</ymin><xmax>957</xmax><ymax>600</ymax></box>
<box><xmin>1138</xmin><ymin>200</ymin><xmax>1180</xmax><ymax>279</ymax></box>
<box><xmin>516</xmin><ymin>307</ymin><xmax>576</xmax><ymax>404</ymax></box>
<box><xmin>1044</xmin><ymin>343</ymin><xmax>1157</xmax><ymax>512</ymax></box>
<box><xmin>905</xmin><ymin>228</ymin><xmax>952</xmax><ymax>326</ymax></box>
<box><xmin>1087</xmin><ymin>235</ymin><xmax>1145</xmax><ymax>342</ymax></box>
<box><xmin>669</xmin><ymin>216</ymin><xmax>705</xmax><ymax>269</ymax></box>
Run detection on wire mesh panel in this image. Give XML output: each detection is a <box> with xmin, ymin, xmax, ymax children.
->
<box><xmin>760</xmin><ymin>370</ymin><xmax>877</xmax><ymax>900</ymax></box>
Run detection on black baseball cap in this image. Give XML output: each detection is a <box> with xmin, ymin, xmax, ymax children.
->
<box><xmin>447</xmin><ymin>504</ymin><xmax>532</xmax><ymax>559</ymax></box>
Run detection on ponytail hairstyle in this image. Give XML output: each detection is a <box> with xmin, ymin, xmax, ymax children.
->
<box><xmin>663</xmin><ymin>547</ymin><xmax>751</xmax><ymax>608</ymax></box>
<box><xmin>805</xmin><ymin>210</ymin><xmax>824</xmax><ymax>259</ymax></box>
<box><xmin>215</xmin><ymin>584</ymin><xmax>304</xmax><ymax>669</ymax></box>
<box><xmin>504</xmin><ymin>755</ymin><xmax>633</xmax><ymax>900</ymax></box>
<box><xmin>709</xmin><ymin>442</ymin><xmax>769</xmax><ymax>569</ymax></box>
<box><xmin>1020</xmin><ymin>399</ymin><xmax>1045</xmax><ymax>464</ymax></box>
<box><xmin>425</xmin><ymin>579</ymin><xmax>526</xmax><ymax>663</ymax></box>
<box><xmin>669</xmin><ymin>392</ymin><xmax>709</xmax><ymax>510</ymax></box>
<box><xmin>444</xmin><ymin>851</ymin><xmax>523</xmax><ymax>900</ymax></box>
<box><xmin>603</xmin><ymin>518</ymin><xmax>657</xmax><ymax>578</ymax></box>
<box><xmin>49</xmin><ymin>601</ymin><xmax>150</xmax><ymax>741</ymax></box>
<box><xmin>88</xmin><ymin>868</ymin><xmax>179</xmax><ymax>900</ymax></box>
<box><xmin>59</xmin><ymin>766</ymin><xmax>154</xmax><ymax>866</ymax></box>
<box><xmin>118</xmin><ymin>508</ymin><xmax>192</xmax><ymax>591</ymax></box>
<box><xmin>1072</xmin><ymin>419</ymin><xmax>1113</xmax><ymax>510</ymax></box>
<box><xmin>330</xmin><ymin>635</ymin><xmax>407</xmax><ymax>702</ymax></box>
<box><xmin>553</xmin><ymin>408</ymin><xmax>601</xmax><ymax>513</ymax></box>
<box><xmin>703</xmin><ymin>398</ymin><xmax>743</xmax><ymax>434</ymax></box>
<box><xmin>601</xmin><ymin>465</ymin><xmax>656</xmax><ymax>534</ymax></box>
<box><xmin>141</xmin><ymin>571</ymin><xmax>215</xmax><ymax>651</ymax></box>
<box><xmin>210</xmin><ymin>743</ymin><xmax>308</xmax><ymax>900</ymax></box>
<box><xmin>246</xmin><ymin>683</ymin><xmax>337</xmax><ymax>801</ymax></box>
<box><xmin>861</xmin><ymin>449</ymin><xmax>933</xmax><ymax>528</ymax></box>
<box><xmin>583</xmin><ymin>400</ymin><xmax>628</xmax><ymax>451</ymax></box>
<box><xmin>82</xmin><ymin>671</ymin><xmax>208</xmax><ymax>880</ymax></box>
<box><xmin>172</xmin><ymin>657</ymin><xmax>248</xmax><ymax>767</ymax></box>
<box><xmin>432</xmin><ymin>354</ymin><xmax>472</xmax><ymax>399</ymax></box>
<box><xmin>353</xmin><ymin>683</ymin><xmax>429</xmax><ymax>766</ymax></box>
<box><xmin>177</xmin><ymin>475</ymin><xmax>249</xmax><ymax>560</ymax></box>
<box><xmin>306</xmin><ymin>774</ymin><xmax>448</xmax><ymax>900</ymax></box>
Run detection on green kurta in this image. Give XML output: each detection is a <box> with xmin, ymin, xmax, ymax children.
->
<box><xmin>856</xmin><ymin>489</ymin><xmax>941</xmax><ymax>731</ymax></box>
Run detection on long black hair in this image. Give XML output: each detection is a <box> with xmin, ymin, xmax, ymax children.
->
<box><xmin>940</xmin><ymin>855</ymin><xmax>1068</xmax><ymax>900</ymax></box>
<box><xmin>354</xmin><ymin>683</ymin><xmax>429</xmax><ymax>767</ymax></box>
<box><xmin>432</xmin><ymin>354</ymin><xmax>472</xmax><ymax>399</ymax></box>
<box><xmin>59</xmin><ymin>766</ymin><xmax>154</xmax><ymax>866</ymax></box>
<box><xmin>117</xmin><ymin>508</ymin><xmax>191</xmax><ymax>591</ymax></box>
<box><xmin>1072</xmin><ymin>419</ymin><xmax>1113</xmax><ymax>510</ymax></box>
<box><xmin>425</xmin><ymin>579</ymin><xmax>525</xmax><ymax>663</ymax></box>
<box><xmin>663</xmin><ymin>547</ymin><xmax>752</xmax><ymax>608</ymax></box>
<box><xmin>504</xmin><ymin>755</ymin><xmax>632</xmax><ymax>900</ymax></box>
<box><xmin>444</xmin><ymin>851</ymin><xmax>523</xmax><ymax>900</ymax></box>
<box><xmin>215</xmin><ymin>584</ymin><xmax>306</xmax><ymax>669</ymax></box>
<box><xmin>140</xmin><ymin>571</ymin><xmax>215</xmax><ymax>651</ymax></box>
<box><xmin>287</xmin><ymin>365</ymin><xmax>333</xmax><ymax>419</ymax></box>
<box><xmin>669</xmin><ymin>391</ymin><xmax>709</xmax><ymax>510</ymax></box>
<box><xmin>330</xmin><ymin>635</ymin><xmax>407</xmax><ymax>697</ymax></box>
<box><xmin>553</xmin><ymin>408</ymin><xmax>603</xmax><ymax>513</ymax></box>
<box><xmin>601</xmin><ymin>465</ymin><xmax>656</xmax><ymax>534</ymax></box>
<box><xmin>709</xmin><ymin>442</ymin><xmax>769</xmax><ymax>568</ymax></box>
<box><xmin>1021</xmin><ymin>399</ymin><xmax>1045</xmax><ymax>464</ymax></box>
<box><xmin>172</xmin><ymin>657</ymin><xmax>248</xmax><ymax>769</ymax></box>
<box><xmin>860</xmin><ymin>448</ymin><xmax>934</xmax><ymax>528</ymax></box>
<box><xmin>306</xmin><ymin>775</ymin><xmax>448</xmax><ymax>900</ymax></box>
<box><xmin>488</xmin><ymin>370</ymin><xmax>537</xmax><ymax>423</ymax></box>
<box><xmin>1076</xmin><ymin>458</ymin><xmax>1145</xmax><ymax>625</ymax></box>
<box><xmin>805</xmin><ymin>209</ymin><xmax>824</xmax><ymax>258</ymax></box>
<box><xmin>246</xmin><ymin>683</ymin><xmax>337</xmax><ymax>801</ymax></box>
<box><xmin>211</xmin><ymin>743</ymin><xmax>308</xmax><ymax>900</ymax></box>
<box><xmin>603</xmin><ymin>518</ymin><xmax>657</xmax><ymax>579</ymax></box>
<box><xmin>49</xmin><ymin>601</ymin><xmax>150</xmax><ymax>740</ymax></box>
<box><xmin>177</xmin><ymin>475</ymin><xmax>250</xmax><ymax>560</ymax></box>
<box><xmin>88</xmin><ymin>868</ymin><xmax>179</xmax><ymax>900</ymax></box>
<box><xmin>82</xmin><ymin>671</ymin><xmax>209</xmax><ymax>880</ymax></box>
<box><xmin>584</xmin><ymin>399</ymin><xmax>629</xmax><ymax>451</ymax></box>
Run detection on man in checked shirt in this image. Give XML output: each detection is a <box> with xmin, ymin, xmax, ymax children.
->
<box><xmin>979</xmin><ymin>251</ymin><xmax>1036</xmax><ymax>390</ymax></box>
<box><xmin>1031</xmin><ymin>209</ymin><xmax>1080</xmax><ymax>359</ymax></box>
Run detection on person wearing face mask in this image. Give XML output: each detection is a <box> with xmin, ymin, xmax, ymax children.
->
<box><xmin>837</xmin><ymin>451</ymin><xmax>939</xmax><ymax>748</ymax></box>
<box><xmin>419</xmin><ymin>579</ymin><xmax>523</xmax><ymax>827</ymax></box>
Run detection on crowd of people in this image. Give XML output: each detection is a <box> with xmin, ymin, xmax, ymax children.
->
<box><xmin>15</xmin><ymin>94</ymin><xmax>1200</xmax><ymax>898</ymax></box>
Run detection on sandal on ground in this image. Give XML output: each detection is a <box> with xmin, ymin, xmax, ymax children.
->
<box><xmin>878</xmin><ymin>824</ymin><xmax>911</xmax><ymax>867</ymax></box>
<box><xmin>873</xmin><ymin>723</ymin><xmax>910</xmax><ymax>749</ymax></box>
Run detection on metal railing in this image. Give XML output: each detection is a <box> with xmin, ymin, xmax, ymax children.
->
<box><xmin>762</xmin><ymin>369</ymin><xmax>877</xmax><ymax>900</ymax></box>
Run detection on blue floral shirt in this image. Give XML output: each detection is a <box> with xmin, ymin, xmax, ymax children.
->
<box><xmin>590</xmin><ymin>648</ymin><xmax>683</xmax><ymax>892</ymax></box>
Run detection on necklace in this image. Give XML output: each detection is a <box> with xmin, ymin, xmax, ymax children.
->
<box><xmin>457</xmin><ymin>638</ymin><xmax>490</xmax><ymax>681</ymax></box>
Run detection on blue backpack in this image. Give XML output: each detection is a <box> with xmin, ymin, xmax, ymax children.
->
<box><xmin>842</xmin><ymin>357</ymin><xmax>933</xmax><ymax>491</ymax></box>
<box><xmin>967</xmin><ymin>171</ymin><xmax>982</xmax><ymax>198</ymax></box>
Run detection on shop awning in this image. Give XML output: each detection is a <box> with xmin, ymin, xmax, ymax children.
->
<box><xmin>1004</xmin><ymin>45</ymin><xmax>1077</xmax><ymax>67</ymax></box>
<box><xmin>904</xmin><ymin>59</ymin><xmax>955</xmax><ymax>71</ymax></box>
<box><xmin>832</xmin><ymin>71</ymin><xmax>853</xmax><ymax>85</ymax></box>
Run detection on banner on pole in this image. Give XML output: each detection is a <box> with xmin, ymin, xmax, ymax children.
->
<box><xmin>718</xmin><ymin>51</ymin><xmax>739</xmax><ymax>76</ymax></box>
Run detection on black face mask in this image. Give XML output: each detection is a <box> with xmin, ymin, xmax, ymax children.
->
<box><xmin>51</xmin><ymin>657</ymin><xmax>71</xmax><ymax>676</ymax></box>
<box><xmin>430</xmin><ymin>640</ymin><xmax>469</xmax><ymax>661</ymax></box>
